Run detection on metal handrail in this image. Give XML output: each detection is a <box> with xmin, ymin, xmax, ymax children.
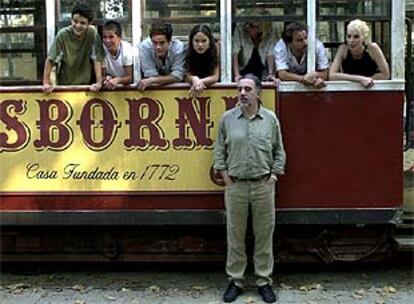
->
<box><xmin>405</xmin><ymin>17</ymin><xmax>413</xmax><ymax>150</ymax></box>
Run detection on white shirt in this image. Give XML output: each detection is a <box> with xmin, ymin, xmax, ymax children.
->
<box><xmin>104</xmin><ymin>40</ymin><xmax>134</xmax><ymax>77</ymax></box>
<box><xmin>274</xmin><ymin>38</ymin><xmax>329</xmax><ymax>75</ymax></box>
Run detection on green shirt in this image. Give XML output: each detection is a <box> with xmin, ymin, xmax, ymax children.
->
<box><xmin>214</xmin><ymin>106</ymin><xmax>286</xmax><ymax>178</ymax></box>
<box><xmin>48</xmin><ymin>25</ymin><xmax>104</xmax><ymax>85</ymax></box>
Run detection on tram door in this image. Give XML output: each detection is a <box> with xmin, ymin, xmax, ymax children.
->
<box><xmin>0</xmin><ymin>0</ymin><xmax>46</xmax><ymax>85</ymax></box>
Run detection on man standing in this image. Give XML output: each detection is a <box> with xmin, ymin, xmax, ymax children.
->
<box><xmin>274</xmin><ymin>22</ymin><xmax>329</xmax><ymax>88</ymax></box>
<box><xmin>214</xmin><ymin>74</ymin><xmax>286</xmax><ymax>303</ymax></box>
<box><xmin>138</xmin><ymin>21</ymin><xmax>185</xmax><ymax>91</ymax></box>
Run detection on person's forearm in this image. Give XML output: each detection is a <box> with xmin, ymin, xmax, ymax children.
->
<box><xmin>146</xmin><ymin>75</ymin><xmax>179</xmax><ymax>86</ymax></box>
<box><xmin>278</xmin><ymin>70</ymin><xmax>304</xmax><ymax>82</ymax></box>
<box><xmin>43</xmin><ymin>59</ymin><xmax>53</xmax><ymax>85</ymax></box>
<box><xmin>200</xmin><ymin>72</ymin><xmax>219</xmax><ymax>87</ymax></box>
<box><xmin>329</xmin><ymin>72</ymin><xmax>365</xmax><ymax>82</ymax></box>
<box><xmin>372</xmin><ymin>72</ymin><xmax>389</xmax><ymax>80</ymax></box>
<box><xmin>232</xmin><ymin>54</ymin><xmax>240</xmax><ymax>80</ymax></box>
<box><xmin>115</xmin><ymin>75</ymin><xmax>133</xmax><ymax>85</ymax></box>
<box><xmin>94</xmin><ymin>61</ymin><xmax>103</xmax><ymax>83</ymax></box>
<box><xmin>267</xmin><ymin>55</ymin><xmax>275</xmax><ymax>76</ymax></box>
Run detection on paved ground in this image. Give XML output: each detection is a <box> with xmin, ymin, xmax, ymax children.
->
<box><xmin>1</xmin><ymin>256</ymin><xmax>413</xmax><ymax>304</ymax></box>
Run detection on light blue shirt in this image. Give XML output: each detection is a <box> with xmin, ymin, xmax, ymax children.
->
<box><xmin>139</xmin><ymin>37</ymin><xmax>185</xmax><ymax>81</ymax></box>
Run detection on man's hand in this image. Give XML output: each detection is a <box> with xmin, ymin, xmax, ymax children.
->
<box><xmin>313</xmin><ymin>77</ymin><xmax>326</xmax><ymax>88</ymax></box>
<box><xmin>264</xmin><ymin>74</ymin><xmax>276</xmax><ymax>82</ymax></box>
<box><xmin>42</xmin><ymin>83</ymin><xmax>54</xmax><ymax>93</ymax></box>
<box><xmin>266</xmin><ymin>174</ymin><xmax>278</xmax><ymax>185</ymax></box>
<box><xmin>90</xmin><ymin>82</ymin><xmax>102</xmax><ymax>92</ymax></box>
<box><xmin>103</xmin><ymin>76</ymin><xmax>118</xmax><ymax>90</ymax></box>
<box><xmin>137</xmin><ymin>78</ymin><xmax>152</xmax><ymax>91</ymax></box>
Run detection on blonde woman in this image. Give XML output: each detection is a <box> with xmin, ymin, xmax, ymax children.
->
<box><xmin>329</xmin><ymin>19</ymin><xmax>390</xmax><ymax>87</ymax></box>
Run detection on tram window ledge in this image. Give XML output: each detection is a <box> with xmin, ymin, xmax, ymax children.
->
<box><xmin>277</xmin><ymin>80</ymin><xmax>405</xmax><ymax>92</ymax></box>
<box><xmin>0</xmin><ymin>80</ymin><xmax>405</xmax><ymax>93</ymax></box>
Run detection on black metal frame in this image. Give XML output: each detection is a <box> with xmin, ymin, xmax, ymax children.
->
<box><xmin>0</xmin><ymin>208</ymin><xmax>402</xmax><ymax>226</ymax></box>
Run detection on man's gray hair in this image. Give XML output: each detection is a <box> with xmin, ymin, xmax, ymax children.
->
<box><xmin>239</xmin><ymin>73</ymin><xmax>262</xmax><ymax>93</ymax></box>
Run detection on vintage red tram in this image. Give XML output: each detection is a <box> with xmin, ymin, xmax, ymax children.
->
<box><xmin>0</xmin><ymin>0</ymin><xmax>412</xmax><ymax>263</ymax></box>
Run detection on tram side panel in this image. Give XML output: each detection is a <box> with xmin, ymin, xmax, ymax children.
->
<box><xmin>277</xmin><ymin>91</ymin><xmax>403</xmax><ymax>210</ymax></box>
<box><xmin>0</xmin><ymin>87</ymin><xmax>405</xmax><ymax>262</ymax></box>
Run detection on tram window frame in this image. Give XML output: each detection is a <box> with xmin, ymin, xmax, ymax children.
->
<box><xmin>317</xmin><ymin>0</ymin><xmax>392</xmax><ymax>76</ymax></box>
<box><xmin>0</xmin><ymin>0</ymin><xmax>46</xmax><ymax>86</ymax></box>
<box><xmin>0</xmin><ymin>0</ymin><xmax>406</xmax><ymax>89</ymax></box>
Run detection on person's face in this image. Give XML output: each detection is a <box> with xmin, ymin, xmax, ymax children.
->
<box><xmin>71</xmin><ymin>14</ymin><xmax>90</xmax><ymax>37</ymax></box>
<box><xmin>237</xmin><ymin>78</ymin><xmax>259</xmax><ymax>107</ymax></box>
<box><xmin>290</xmin><ymin>30</ymin><xmax>308</xmax><ymax>55</ymax></box>
<box><xmin>151</xmin><ymin>34</ymin><xmax>170</xmax><ymax>58</ymax></box>
<box><xmin>192</xmin><ymin>31</ymin><xmax>210</xmax><ymax>54</ymax></box>
<box><xmin>103</xmin><ymin>30</ymin><xmax>121</xmax><ymax>55</ymax></box>
<box><xmin>346</xmin><ymin>28</ymin><xmax>364</xmax><ymax>50</ymax></box>
<box><xmin>246</xmin><ymin>22</ymin><xmax>262</xmax><ymax>40</ymax></box>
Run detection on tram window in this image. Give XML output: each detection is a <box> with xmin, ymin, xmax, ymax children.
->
<box><xmin>232</xmin><ymin>0</ymin><xmax>306</xmax><ymax>81</ymax></box>
<box><xmin>0</xmin><ymin>13</ymin><xmax>34</xmax><ymax>27</ymax></box>
<box><xmin>58</xmin><ymin>0</ymin><xmax>132</xmax><ymax>43</ymax></box>
<box><xmin>233</xmin><ymin>0</ymin><xmax>306</xmax><ymax>34</ymax></box>
<box><xmin>0</xmin><ymin>0</ymin><xmax>45</xmax><ymax>85</ymax></box>
<box><xmin>142</xmin><ymin>0</ymin><xmax>220</xmax><ymax>42</ymax></box>
<box><xmin>317</xmin><ymin>0</ymin><xmax>391</xmax><ymax>63</ymax></box>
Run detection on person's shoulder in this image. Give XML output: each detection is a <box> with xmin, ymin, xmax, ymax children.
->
<box><xmin>172</xmin><ymin>38</ymin><xmax>185</xmax><ymax>49</ymax></box>
<box><xmin>274</xmin><ymin>39</ymin><xmax>286</xmax><ymax>50</ymax></box>
<box><xmin>315</xmin><ymin>39</ymin><xmax>326</xmax><ymax>48</ymax></box>
<box><xmin>121</xmin><ymin>40</ymin><xmax>134</xmax><ymax>51</ymax></box>
<box><xmin>260</xmin><ymin>107</ymin><xmax>277</xmax><ymax>119</ymax></box>
<box><xmin>140</xmin><ymin>37</ymin><xmax>152</xmax><ymax>49</ymax></box>
<box><xmin>55</xmin><ymin>26</ymin><xmax>72</xmax><ymax>38</ymax></box>
<box><xmin>366</xmin><ymin>42</ymin><xmax>381</xmax><ymax>52</ymax></box>
<box><xmin>336</xmin><ymin>43</ymin><xmax>348</xmax><ymax>56</ymax></box>
<box><xmin>85</xmin><ymin>25</ymin><xmax>98</xmax><ymax>37</ymax></box>
<box><xmin>222</xmin><ymin>107</ymin><xmax>240</xmax><ymax>119</ymax></box>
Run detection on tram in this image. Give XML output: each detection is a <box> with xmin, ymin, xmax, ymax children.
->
<box><xmin>0</xmin><ymin>0</ymin><xmax>412</xmax><ymax>263</ymax></box>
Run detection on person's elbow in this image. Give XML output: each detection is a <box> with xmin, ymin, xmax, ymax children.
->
<box><xmin>383</xmin><ymin>68</ymin><xmax>391</xmax><ymax>80</ymax></box>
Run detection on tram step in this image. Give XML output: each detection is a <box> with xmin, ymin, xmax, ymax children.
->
<box><xmin>393</xmin><ymin>235</ymin><xmax>414</xmax><ymax>251</ymax></box>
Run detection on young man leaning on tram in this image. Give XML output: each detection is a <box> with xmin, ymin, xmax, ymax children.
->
<box><xmin>101</xmin><ymin>20</ymin><xmax>134</xmax><ymax>90</ymax></box>
<box><xmin>137</xmin><ymin>21</ymin><xmax>186</xmax><ymax>91</ymax></box>
<box><xmin>274</xmin><ymin>22</ymin><xmax>329</xmax><ymax>88</ymax></box>
<box><xmin>42</xmin><ymin>2</ymin><xmax>105</xmax><ymax>92</ymax></box>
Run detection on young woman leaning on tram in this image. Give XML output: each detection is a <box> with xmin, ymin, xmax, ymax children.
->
<box><xmin>184</xmin><ymin>24</ymin><xmax>220</xmax><ymax>97</ymax></box>
<box><xmin>329</xmin><ymin>19</ymin><xmax>390</xmax><ymax>88</ymax></box>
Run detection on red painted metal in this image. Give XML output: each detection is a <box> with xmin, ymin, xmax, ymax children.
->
<box><xmin>0</xmin><ymin>193</ymin><xmax>223</xmax><ymax>210</ymax></box>
<box><xmin>277</xmin><ymin>91</ymin><xmax>404</xmax><ymax>208</ymax></box>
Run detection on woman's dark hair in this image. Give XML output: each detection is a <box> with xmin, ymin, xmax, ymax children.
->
<box><xmin>185</xmin><ymin>24</ymin><xmax>218</xmax><ymax>78</ymax></box>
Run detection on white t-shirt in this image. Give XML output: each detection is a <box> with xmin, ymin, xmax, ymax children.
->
<box><xmin>104</xmin><ymin>40</ymin><xmax>134</xmax><ymax>77</ymax></box>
